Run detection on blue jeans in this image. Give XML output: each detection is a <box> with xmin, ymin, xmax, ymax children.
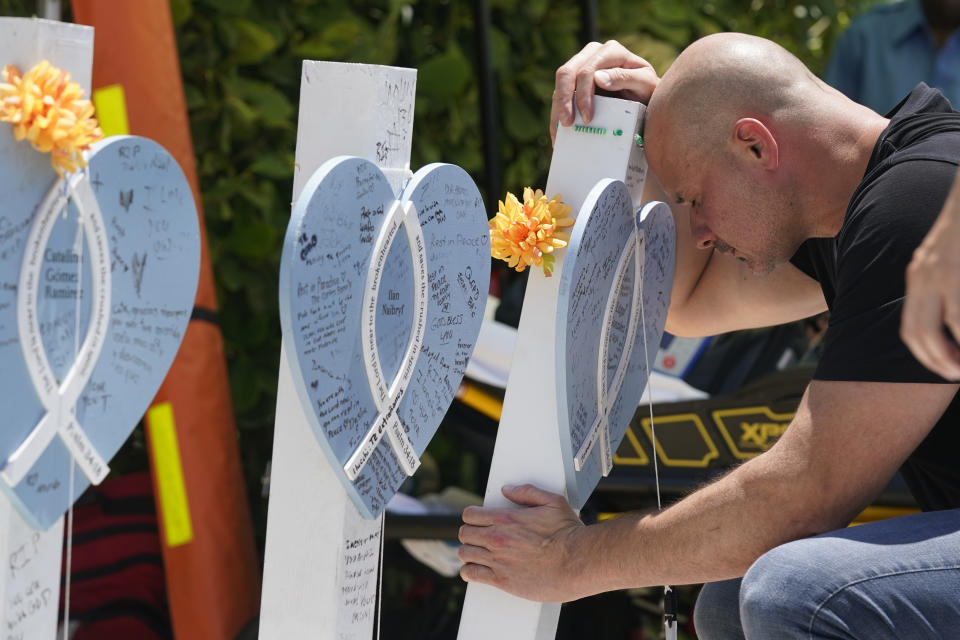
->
<box><xmin>693</xmin><ymin>508</ymin><xmax>960</xmax><ymax>639</ymax></box>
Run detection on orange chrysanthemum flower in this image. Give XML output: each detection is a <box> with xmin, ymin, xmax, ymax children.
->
<box><xmin>0</xmin><ymin>61</ymin><xmax>104</xmax><ymax>176</ymax></box>
<box><xmin>490</xmin><ymin>187</ymin><xmax>575</xmax><ymax>277</ymax></box>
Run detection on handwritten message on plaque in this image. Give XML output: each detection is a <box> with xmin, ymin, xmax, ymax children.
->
<box><xmin>556</xmin><ymin>184</ymin><xmax>675</xmax><ymax>510</ymax></box>
<box><xmin>0</xmin><ymin>135</ymin><xmax>200</xmax><ymax>529</ymax></box>
<box><xmin>279</xmin><ymin>157</ymin><xmax>489</xmax><ymax>518</ymax></box>
<box><xmin>1</xmin><ymin>505</ymin><xmax>61</xmax><ymax>640</ymax></box>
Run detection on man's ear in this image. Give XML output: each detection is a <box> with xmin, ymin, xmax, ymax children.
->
<box><xmin>732</xmin><ymin>118</ymin><xmax>779</xmax><ymax>170</ymax></box>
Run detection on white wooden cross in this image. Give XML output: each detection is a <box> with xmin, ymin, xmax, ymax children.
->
<box><xmin>458</xmin><ymin>96</ymin><xmax>655</xmax><ymax>640</ymax></box>
<box><xmin>0</xmin><ymin>18</ymin><xmax>93</xmax><ymax>640</ymax></box>
<box><xmin>1</xmin><ymin>16</ymin><xmax>202</xmax><ymax>639</ymax></box>
<box><xmin>258</xmin><ymin>62</ymin><xmax>418</xmax><ymax>640</ymax></box>
<box><xmin>260</xmin><ymin>59</ymin><xmax>492</xmax><ymax>638</ymax></box>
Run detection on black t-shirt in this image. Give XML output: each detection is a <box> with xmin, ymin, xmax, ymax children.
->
<box><xmin>790</xmin><ymin>84</ymin><xmax>960</xmax><ymax>511</ymax></box>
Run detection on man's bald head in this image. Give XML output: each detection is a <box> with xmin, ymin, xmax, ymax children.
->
<box><xmin>646</xmin><ymin>33</ymin><xmax>825</xmax><ymax>162</ymax></box>
<box><xmin>639</xmin><ymin>33</ymin><xmax>889</xmax><ymax>275</ymax></box>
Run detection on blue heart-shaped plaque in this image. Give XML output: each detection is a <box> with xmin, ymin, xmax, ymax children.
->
<box><xmin>556</xmin><ymin>181</ymin><xmax>675</xmax><ymax>510</ymax></box>
<box><xmin>279</xmin><ymin>157</ymin><xmax>490</xmax><ymax>518</ymax></box>
<box><xmin>0</xmin><ymin>134</ymin><xmax>200</xmax><ymax>529</ymax></box>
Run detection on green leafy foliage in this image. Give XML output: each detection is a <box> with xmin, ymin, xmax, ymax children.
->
<box><xmin>0</xmin><ymin>0</ymin><xmax>32</xmax><ymax>16</ymax></box>
<box><xmin>602</xmin><ymin>0</ymin><xmax>881</xmax><ymax>74</ymax></box>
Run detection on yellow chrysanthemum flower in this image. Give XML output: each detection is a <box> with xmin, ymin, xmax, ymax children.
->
<box><xmin>0</xmin><ymin>61</ymin><xmax>104</xmax><ymax>176</ymax></box>
<box><xmin>490</xmin><ymin>187</ymin><xmax>575</xmax><ymax>277</ymax></box>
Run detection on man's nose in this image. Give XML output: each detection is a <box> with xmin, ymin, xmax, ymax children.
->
<box><xmin>689</xmin><ymin>212</ymin><xmax>716</xmax><ymax>250</ymax></box>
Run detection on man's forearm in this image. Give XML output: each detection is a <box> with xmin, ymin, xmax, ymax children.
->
<box><xmin>569</xmin><ymin>447</ymin><xmax>840</xmax><ymax>595</ymax></box>
<box><xmin>459</xmin><ymin>381</ymin><xmax>949</xmax><ymax>602</ymax></box>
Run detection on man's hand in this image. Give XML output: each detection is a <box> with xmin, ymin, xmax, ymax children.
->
<box><xmin>551</xmin><ymin>40</ymin><xmax>660</xmax><ymax>145</ymax></box>
<box><xmin>458</xmin><ymin>484</ymin><xmax>588</xmax><ymax>602</ymax></box>
<box><xmin>902</xmin><ymin>169</ymin><xmax>960</xmax><ymax>380</ymax></box>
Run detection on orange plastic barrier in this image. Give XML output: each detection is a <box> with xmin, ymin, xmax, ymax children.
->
<box><xmin>70</xmin><ymin>2</ymin><xmax>261</xmax><ymax>638</ymax></box>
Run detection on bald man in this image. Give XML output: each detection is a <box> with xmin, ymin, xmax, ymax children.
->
<box><xmin>458</xmin><ymin>34</ymin><xmax>960</xmax><ymax>638</ymax></box>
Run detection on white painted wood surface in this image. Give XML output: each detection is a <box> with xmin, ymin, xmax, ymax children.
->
<box><xmin>0</xmin><ymin>497</ymin><xmax>63</xmax><ymax>640</ymax></box>
<box><xmin>259</xmin><ymin>61</ymin><xmax>416</xmax><ymax>639</ymax></box>
<box><xmin>457</xmin><ymin>96</ymin><xmax>646</xmax><ymax>640</ymax></box>
<box><xmin>0</xmin><ymin>17</ymin><xmax>93</xmax><ymax>640</ymax></box>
